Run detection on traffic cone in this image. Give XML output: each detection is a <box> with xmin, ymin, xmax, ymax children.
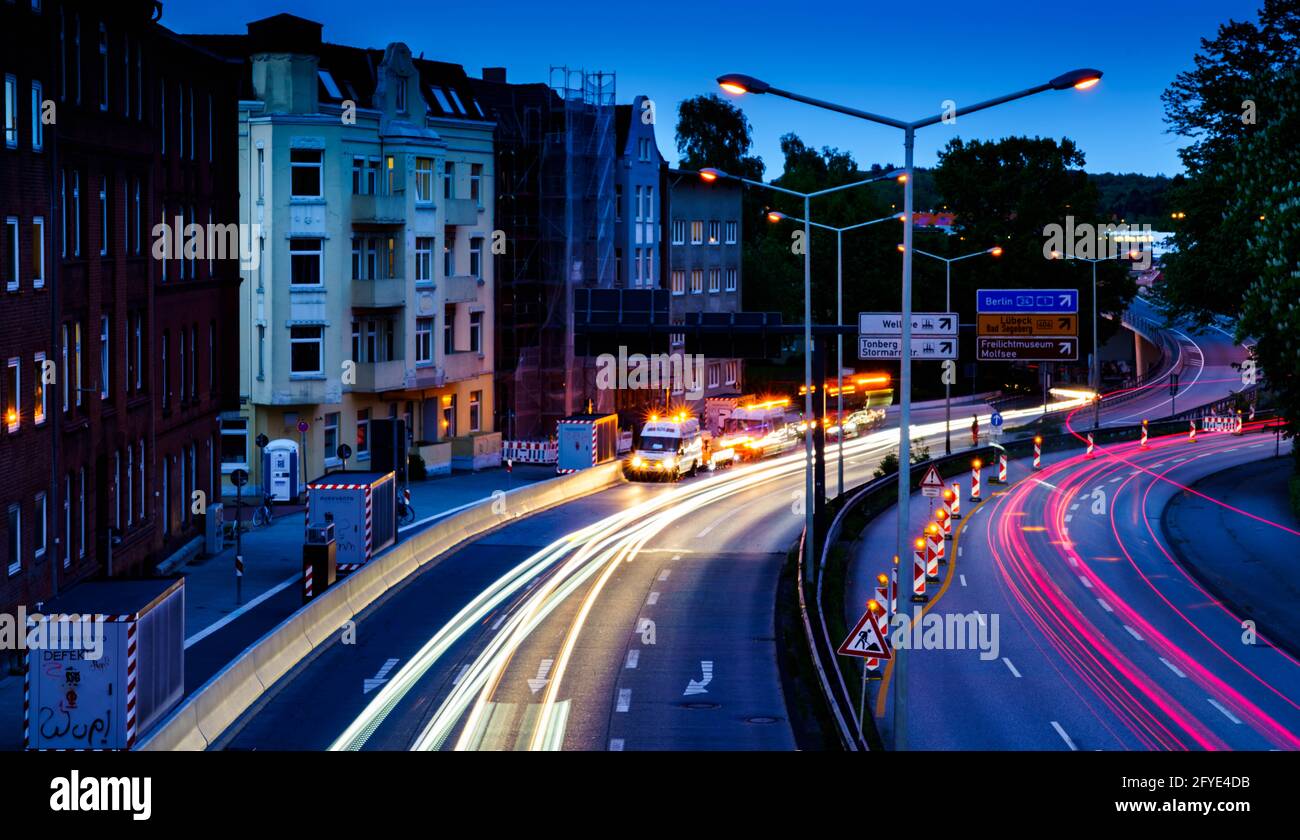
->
<box><xmin>1140</xmin><ymin>419</ymin><xmax>1149</xmax><ymax>449</ymax></box>
<box><xmin>1033</xmin><ymin>436</ymin><xmax>1042</xmax><ymax>469</ymax></box>
<box><xmin>949</xmin><ymin>482</ymin><xmax>962</xmax><ymax>519</ymax></box>
<box><xmin>970</xmin><ymin>459</ymin><xmax>982</xmax><ymax>501</ymax></box>
<box><xmin>911</xmin><ymin>538</ymin><xmax>928</xmax><ymax>602</ymax></box>
<box><xmin>1086</xmin><ymin>432</ymin><xmax>1095</xmax><ymax>459</ymax></box>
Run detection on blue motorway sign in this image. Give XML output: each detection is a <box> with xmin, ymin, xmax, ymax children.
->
<box><xmin>977</xmin><ymin>289</ymin><xmax>1078</xmax><ymax>314</ymax></box>
<box><xmin>990</xmin><ymin>411</ymin><xmax>1003</xmax><ymax>428</ymax></box>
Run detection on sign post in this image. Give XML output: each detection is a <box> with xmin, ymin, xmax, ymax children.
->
<box><xmin>231</xmin><ymin>468</ymin><xmax>249</xmax><ymax>603</ymax></box>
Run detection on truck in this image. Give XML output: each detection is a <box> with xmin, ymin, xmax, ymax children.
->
<box><xmin>26</xmin><ymin>578</ymin><xmax>185</xmax><ymax>750</ymax></box>
<box><xmin>625</xmin><ymin>413</ymin><xmax>705</xmax><ymax>481</ymax></box>
<box><xmin>714</xmin><ymin>398</ymin><xmax>800</xmax><ymax>462</ymax></box>
<box><xmin>305</xmin><ymin>470</ymin><xmax>397</xmax><ymax>571</ymax></box>
<box><xmin>555</xmin><ymin>413</ymin><xmax>620</xmax><ymax>473</ymax></box>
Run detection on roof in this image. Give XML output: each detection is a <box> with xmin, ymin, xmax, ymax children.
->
<box><xmin>39</xmin><ymin>578</ymin><xmax>184</xmax><ymax>619</ymax></box>
<box><xmin>309</xmin><ymin>471</ymin><xmax>394</xmax><ymax>486</ymax></box>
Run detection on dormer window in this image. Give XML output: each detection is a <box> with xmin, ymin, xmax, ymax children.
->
<box><xmin>318</xmin><ymin>69</ymin><xmax>342</xmax><ymax>100</ymax></box>
<box><xmin>395</xmin><ymin>76</ymin><xmax>407</xmax><ymax>113</ymax></box>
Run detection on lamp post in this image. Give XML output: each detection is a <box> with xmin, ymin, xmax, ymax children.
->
<box><xmin>718</xmin><ymin>67</ymin><xmax>1102</xmax><ymax>751</ymax></box>
<box><xmin>1051</xmin><ymin>249</ymin><xmax>1136</xmax><ymax>429</ymax></box>
<box><xmin>767</xmin><ymin>209</ymin><xmax>901</xmax><ymax>496</ymax></box>
<box><xmin>912</xmin><ymin>245</ymin><xmax>1002</xmax><ymax>454</ymax></box>
<box><xmin>699</xmin><ymin>167</ymin><xmax>902</xmax><ymax>584</ymax></box>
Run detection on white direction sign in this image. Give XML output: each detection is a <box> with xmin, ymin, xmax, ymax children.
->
<box><xmin>920</xmin><ymin>465</ymin><xmax>945</xmax><ymax>497</ymax></box>
<box><xmin>858</xmin><ymin>336</ymin><xmax>957</xmax><ymax>361</ymax></box>
<box><xmin>859</xmin><ymin>312</ymin><xmax>958</xmax><ymax>337</ymax></box>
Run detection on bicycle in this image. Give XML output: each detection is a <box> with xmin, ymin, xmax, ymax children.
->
<box><xmin>251</xmin><ymin>492</ymin><xmax>275</xmax><ymax>528</ymax></box>
<box><xmin>397</xmin><ymin>488</ymin><xmax>416</xmax><ymax>526</ymax></box>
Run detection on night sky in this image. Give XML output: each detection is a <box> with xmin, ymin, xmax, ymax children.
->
<box><xmin>162</xmin><ymin>0</ymin><xmax>1265</xmax><ymax>177</ymax></box>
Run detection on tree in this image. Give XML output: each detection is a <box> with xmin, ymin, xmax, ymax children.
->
<box><xmin>1157</xmin><ymin>0</ymin><xmax>1300</xmax><ymax>325</ymax></box>
<box><xmin>674</xmin><ymin>94</ymin><xmax>764</xmax><ymax>180</ymax></box>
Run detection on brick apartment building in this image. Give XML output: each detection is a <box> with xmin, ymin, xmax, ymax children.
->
<box><xmin>0</xmin><ymin>0</ymin><xmax>239</xmax><ymax>623</ymax></box>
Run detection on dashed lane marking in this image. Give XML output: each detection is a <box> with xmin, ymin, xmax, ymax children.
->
<box><xmin>1051</xmin><ymin>721</ymin><xmax>1078</xmax><ymax>751</ymax></box>
<box><xmin>616</xmin><ymin>689</ymin><xmax>631</xmax><ymax>712</ymax></box>
<box><xmin>1160</xmin><ymin>657</ymin><xmax>1187</xmax><ymax>678</ymax></box>
<box><xmin>1208</xmin><ymin>699</ymin><xmax>1242</xmax><ymax>725</ymax></box>
<box><xmin>1002</xmin><ymin>657</ymin><xmax>1023</xmax><ymax>678</ymax></box>
<box><xmin>625</xmin><ymin>649</ymin><xmax>639</xmax><ymax>669</ymax></box>
<box><xmin>1124</xmin><ymin>625</ymin><xmax>1144</xmax><ymax>641</ymax></box>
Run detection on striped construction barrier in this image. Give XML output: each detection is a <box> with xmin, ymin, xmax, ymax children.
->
<box><xmin>1189</xmin><ymin>420</ymin><xmax>1197</xmax><ymax>443</ymax></box>
<box><xmin>502</xmin><ymin>440</ymin><xmax>559</xmax><ymax>464</ymax></box>
<box><xmin>1033</xmin><ymin>436</ymin><xmax>1042</xmax><ymax>469</ymax></box>
<box><xmin>937</xmin><ymin>506</ymin><xmax>952</xmax><ymax>540</ymax></box>
<box><xmin>949</xmin><ymin>482</ymin><xmax>961</xmax><ymax>519</ymax></box>
<box><xmin>970</xmin><ymin>459</ymin><xmax>982</xmax><ymax>501</ymax></box>
<box><xmin>1086</xmin><ymin>432</ymin><xmax>1094</xmax><ymax>459</ymax></box>
<box><xmin>1140</xmin><ymin>419</ymin><xmax>1149</xmax><ymax>448</ymax></box>
<box><xmin>926</xmin><ymin>522</ymin><xmax>945</xmax><ymax>578</ymax></box>
<box><xmin>911</xmin><ymin>537</ymin><xmax>928</xmax><ymax>602</ymax></box>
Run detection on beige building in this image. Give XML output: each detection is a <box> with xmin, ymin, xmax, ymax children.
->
<box><xmin>197</xmin><ymin>15</ymin><xmax>497</xmax><ymax>494</ymax></box>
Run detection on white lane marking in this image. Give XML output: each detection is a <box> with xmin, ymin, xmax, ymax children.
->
<box><xmin>491</xmin><ymin>610</ymin><xmax>508</xmax><ymax>630</ymax></box>
<box><xmin>625</xmin><ymin>649</ymin><xmax>640</xmax><ymax>669</ymax></box>
<box><xmin>1109</xmin><ymin>476</ymin><xmax>1122</xmax><ymax>484</ymax></box>
<box><xmin>1051</xmin><ymin>721</ymin><xmax>1078</xmax><ymax>751</ymax></box>
<box><xmin>363</xmin><ymin>658</ymin><xmax>401</xmax><ymax>694</ymax></box>
<box><xmin>1078</xmin><ymin>576</ymin><xmax>1093</xmax><ymax>589</ymax></box>
<box><xmin>658</xmin><ymin>569</ymin><xmax>671</xmax><ymax>581</ymax></box>
<box><xmin>1160</xmin><ymin>657</ymin><xmax>1187</xmax><ymax>678</ymax></box>
<box><xmin>1070</xmin><ymin>502</ymin><xmax>1080</xmax><ymax>511</ymax></box>
<box><xmin>1151</xmin><ymin>462</ymin><xmax>1166</xmax><ymax>469</ymax></box>
<box><xmin>609</xmin><ymin>738</ymin><xmax>625</xmax><ymax>751</ymax></box>
<box><xmin>958</xmin><ymin>545</ymin><xmax>964</xmax><ymax>557</ymax></box>
<box><xmin>452</xmin><ymin>664</ymin><xmax>470</xmax><ymax>686</ymax></box>
<box><xmin>185</xmin><ymin>572</ymin><xmax>299</xmax><ymax>648</ymax></box>
<box><xmin>1208</xmin><ymin>699</ymin><xmax>1242</xmax><ymax>725</ymax></box>
<box><xmin>671</xmin><ymin>554</ymin><xmax>681</xmax><ymax>561</ymax></box>
<box><xmin>1034</xmin><ymin>479</ymin><xmax>1058</xmax><ymax>490</ymax></box>
<box><xmin>1224</xmin><ymin>447</ymin><xmax>1237</xmax><ymax>453</ymax></box>
<box><xmin>1124</xmin><ymin>625</ymin><xmax>1144</xmax><ymax>641</ymax></box>
<box><xmin>1065</xmin><ymin>513</ymin><xmax>1073</xmax><ymax>523</ymax></box>
<box><xmin>695</xmin><ymin>523</ymin><xmax>716</xmax><ymax>538</ymax></box>
<box><xmin>1068</xmin><ymin>556</ymin><xmax>1079</xmax><ymax>568</ymax></box>
<box><xmin>616</xmin><ymin>689</ymin><xmax>632</xmax><ymax>712</ymax></box>
<box><xmin>527</xmin><ymin>659</ymin><xmax>554</xmax><ymax>694</ymax></box>
<box><xmin>960</xmin><ymin>574</ymin><xmax>967</xmax><ymax>587</ymax></box>
<box><xmin>646</xmin><ymin>591</ymin><xmax>660</xmax><ymax>605</ymax></box>
<box><xmin>1171</xmin><ymin>457</ymin><xmax>1187</xmax><ymax>463</ymax></box>
<box><xmin>684</xmin><ymin>660</ymin><xmax>714</xmax><ymax>696</ymax></box>
<box><xmin>1097</xmin><ymin>598</ymin><xmax>1114</xmax><ymax>613</ymax></box>
<box><xmin>1002</xmin><ymin>657</ymin><xmax>1023</xmax><ymax>678</ymax></box>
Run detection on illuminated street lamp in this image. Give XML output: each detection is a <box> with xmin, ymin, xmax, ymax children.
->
<box><xmin>719</xmin><ymin>66</ymin><xmax>1101</xmax><ymax>751</ymax></box>
<box><xmin>766</xmin><ymin>208</ymin><xmax>901</xmax><ymax>496</ymax></box>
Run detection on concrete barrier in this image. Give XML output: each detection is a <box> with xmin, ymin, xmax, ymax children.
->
<box><xmin>137</xmin><ymin>461</ymin><xmax>625</xmax><ymax>750</ymax></box>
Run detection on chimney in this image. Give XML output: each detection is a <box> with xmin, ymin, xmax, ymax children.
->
<box><xmin>482</xmin><ymin>67</ymin><xmax>506</xmax><ymax>83</ymax></box>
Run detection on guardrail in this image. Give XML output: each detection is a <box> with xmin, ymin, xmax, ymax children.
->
<box><xmin>797</xmin><ymin>402</ymin><xmax>1261</xmax><ymax>750</ymax></box>
<box><xmin>137</xmin><ymin>462</ymin><xmax>625</xmax><ymax>750</ymax></box>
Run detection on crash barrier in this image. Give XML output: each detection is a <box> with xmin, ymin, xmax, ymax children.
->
<box><xmin>798</xmin><ymin>410</ymin><xmax>1274</xmax><ymax>752</ymax></box>
<box><xmin>137</xmin><ymin>461</ymin><xmax>625</xmax><ymax>751</ymax></box>
<box><xmin>502</xmin><ymin>439</ymin><xmax>558</xmax><ymax>464</ymax></box>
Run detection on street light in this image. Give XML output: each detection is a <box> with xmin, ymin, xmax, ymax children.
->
<box><xmin>720</xmin><ymin>66</ymin><xmax>1101</xmax><ymax>751</ymax></box>
<box><xmin>699</xmin><ymin>166</ymin><xmax>903</xmax><ymax>584</ymax></box>
<box><xmin>1049</xmin><ymin>248</ymin><xmax>1135</xmax><ymax>429</ymax></box>
<box><xmin>766</xmin><ymin>208</ymin><xmax>900</xmax><ymax>497</ymax></box>
<box><xmin>911</xmin><ymin>245</ymin><xmax>1002</xmax><ymax>455</ymax></box>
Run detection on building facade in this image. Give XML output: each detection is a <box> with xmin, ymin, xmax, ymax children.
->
<box><xmin>194</xmin><ymin>15</ymin><xmax>496</xmax><ymax>494</ymax></box>
<box><xmin>666</xmin><ymin>168</ymin><xmax>745</xmax><ymax>415</ymax></box>
<box><xmin>0</xmin><ymin>0</ymin><xmax>240</xmax><ymax>620</ymax></box>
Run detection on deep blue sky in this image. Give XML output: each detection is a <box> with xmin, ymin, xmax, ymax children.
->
<box><xmin>162</xmin><ymin>0</ymin><xmax>1264</xmax><ymax>177</ymax></box>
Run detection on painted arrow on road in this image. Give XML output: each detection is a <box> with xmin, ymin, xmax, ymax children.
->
<box><xmin>683</xmin><ymin>660</ymin><xmax>714</xmax><ymax>696</ymax></box>
<box><xmin>528</xmin><ymin>659</ymin><xmax>554</xmax><ymax>694</ymax></box>
<box><xmin>363</xmin><ymin>658</ymin><xmax>400</xmax><ymax>694</ymax></box>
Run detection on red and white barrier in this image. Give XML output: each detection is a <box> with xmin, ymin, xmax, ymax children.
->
<box><xmin>503</xmin><ymin>439</ymin><xmax>559</xmax><ymax>464</ymax></box>
<box><xmin>1234</xmin><ymin>414</ymin><xmax>1244</xmax><ymax>436</ymax></box>
<box><xmin>925</xmin><ymin>523</ymin><xmax>943</xmax><ymax>581</ymax></box>
<box><xmin>997</xmin><ymin>451</ymin><xmax>1008</xmax><ymax>483</ymax></box>
<box><xmin>937</xmin><ymin>506</ymin><xmax>952</xmax><ymax>540</ymax></box>
<box><xmin>949</xmin><ymin>482</ymin><xmax>961</xmax><ymax>519</ymax></box>
<box><xmin>1033</xmin><ymin>436</ymin><xmax>1042</xmax><ymax>469</ymax></box>
<box><xmin>1086</xmin><ymin>432</ymin><xmax>1094</xmax><ymax>459</ymax></box>
<box><xmin>867</xmin><ymin>575</ymin><xmax>891</xmax><ymax>676</ymax></box>
<box><xmin>1140</xmin><ymin>419</ymin><xmax>1149</xmax><ymax>448</ymax></box>
<box><xmin>890</xmin><ymin>558</ymin><xmax>899</xmax><ymax>616</ymax></box>
<box><xmin>911</xmin><ymin>538</ymin><xmax>928</xmax><ymax>602</ymax></box>
<box><xmin>1189</xmin><ymin>420</ymin><xmax>1197</xmax><ymax>443</ymax></box>
<box><xmin>970</xmin><ymin>460</ymin><xmax>982</xmax><ymax>501</ymax></box>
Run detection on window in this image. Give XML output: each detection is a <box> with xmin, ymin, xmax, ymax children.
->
<box><xmin>4</xmin><ymin>217</ymin><xmax>16</xmax><ymax>291</ymax></box>
<box><xmin>190</xmin><ymin>326</ymin><xmax>197</xmax><ymax>401</ymax></box>
<box><xmin>178</xmin><ymin>327</ymin><xmax>186</xmax><ymax>403</ymax></box>
<box><xmin>351</xmin><ymin>155</ymin><xmax>380</xmax><ymax>195</ymax></box>
<box><xmin>633</xmin><ymin>250</ymin><xmax>641</xmax><ymax>287</ymax></box>
<box><xmin>73</xmin><ymin>14</ymin><xmax>81</xmax><ymax>105</ymax></box>
<box><xmin>708</xmin><ymin>268</ymin><xmax>720</xmax><ymax>293</ymax></box>
<box><xmin>125</xmin><ymin>446</ymin><xmax>133</xmax><ymax>525</ymax></box>
<box><xmin>98</xmin><ymin>22</ymin><xmax>108</xmax><ymax>110</ymax></box>
<box><xmin>444</xmin><ymin>305</ymin><xmax>455</xmax><ymax>354</ymax></box>
<box><xmin>33</xmin><ymin>353</ymin><xmax>45</xmax><ymax>424</ymax></box>
<box><xmin>469</xmin><ymin>311</ymin><xmax>483</xmax><ymax>353</ymax></box>
<box><xmin>725</xmin><ymin>221</ymin><xmax>738</xmax><ymax>244</ymax></box>
<box><xmin>60</xmin><ymin>324</ymin><xmax>68</xmax><ymax>410</ymax></box>
<box><xmin>469</xmin><ymin>237</ymin><xmax>483</xmax><ymax>279</ymax></box>
<box><xmin>177</xmin><ymin>83</ymin><xmax>184</xmax><ymax>159</ymax></box>
<box><xmin>99</xmin><ymin>315</ymin><xmax>109</xmax><ymax>398</ymax></box>
<box><xmin>415</xmin><ymin>317</ymin><xmax>433</xmax><ymax>364</ymax></box>
<box><xmin>70</xmin><ymin>170</ymin><xmax>80</xmax><ymax>256</ymax></box>
<box><xmin>441</xmin><ymin>394</ymin><xmax>456</xmax><ymax>439</ymax></box>
<box><xmin>220</xmin><ymin>418</ymin><xmax>248</xmax><ymax>469</ymax></box>
<box><xmin>707</xmin><ymin>220</ymin><xmax>720</xmax><ymax>245</ymax></box>
<box><xmin>470</xmin><ymin>163</ymin><xmax>482</xmax><ymax>203</ymax></box>
<box><xmin>132</xmin><ymin>179</ymin><xmax>140</xmax><ymax>254</ymax></box>
<box><xmin>671</xmin><ymin>269</ymin><xmax>684</xmax><ymax>295</ymax></box>
<box><xmin>3</xmin><ymin>75</ymin><xmax>15</xmax><ymax>148</ymax></box>
<box><xmin>113</xmin><ymin>451</ymin><xmax>120</xmax><ymax>528</ymax></box>
<box><xmin>691</xmin><ymin>269</ymin><xmax>703</xmax><ymax>294</ymax></box>
<box><xmin>469</xmin><ymin>390</ymin><xmax>482</xmax><ymax>433</ymax></box>
<box><xmin>428</xmin><ymin>85</ymin><xmax>452</xmax><ymax>112</ymax></box>
<box><xmin>415</xmin><ymin>157</ymin><xmax>434</xmax><ymax>203</ymax></box>
<box><xmin>99</xmin><ymin>177</ymin><xmax>107</xmax><ymax>255</ymax></box>
<box><xmin>290</xmin><ymin>148</ymin><xmax>323</xmax><ymax>198</ymax></box>
<box><xmin>395</xmin><ymin>75</ymin><xmax>407</xmax><ymax>112</ymax></box>
<box><xmin>4</xmin><ymin>357</ymin><xmax>18</xmax><ymax>432</ymax></box>
<box><xmin>356</xmin><ymin>408</ymin><xmax>370</xmax><ymax>457</ymax></box>
<box><xmin>644</xmin><ymin>187</ymin><xmax>654</xmax><ymax>223</ymax></box>
<box><xmin>63</xmin><ymin>475</ymin><xmax>71</xmax><ymax>567</ymax></box>
<box><xmin>415</xmin><ymin>237</ymin><xmax>434</xmax><ymax>284</ymax></box>
<box><xmin>725</xmin><ymin>268</ymin><xmax>737</xmax><ymax>292</ymax></box>
<box><xmin>138</xmin><ymin>440</ymin><xmax>145</xmax><ymax>519</ymax></box>
<box><xmin>442</xmin><ymin>160</ymin><xmax>455</xmax><ymax>199</ymax></box>
<box><xmin>634</xmin><ymin>186</ymin><xmax>643</xmax><ymax>222</ymax></box>
<box><xmin>31</xmin><ymin>81</ymin><xmax>43</xmax><ymax>150</ymax></box>
<box><xmin>289</xmin><ymin>326</ymin><xmax>323</xmax><ymax>374</ymax></box>
<box><xmin>690</xmin><ymin>220</ymin><xmax>703</xmax><ymax>245</ymax></box>
<box><xmin>289</xmin><ymin>238</ymin><xmax>323</xmax><ymax>286</ymax></box>
<box><xmin>160</xmin><ymin>329</ymin><xmax>169</xmax><ymax>408</ymax></box>
<box><xmin>708</xmin><ymin>364</ymin><xmax>720</xmax><ymax>390</ymax></box>
<box><xmin>443</xmin><ymin>238</ymin><xmax>455</xmax><ymax>277</ymax></box>
<box><xmin>615</xmin><ymin>185</ymin><xmax>623</xmax><ymax>222</ymax></box>
<box><xmin>77</xmin><ymin>467</ymin><xmax>85</xmax><ymax>558</ymax></box>
<box><xmin>6</xmin><ymin>504</ymin><xmax>18</xmax><ymax>576</ymax></box>
<box><xmin>31</xmin><ymin>215</ymin><xmax>43</xmax><ymax>287</ymax></box>
<box><xmin>132</xmin><ymin>311</ymin><xmax>142</xmax><ymax>390</ymax></box>
<box><xmin>73</xmin><ymin>322</ymin><xmax>81</xmax><ymax>406</ymax></box>
<box><xmin>123</xmin><ymin>34</ymin><xmax>130</xmax><ymax>116</ymax></box>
